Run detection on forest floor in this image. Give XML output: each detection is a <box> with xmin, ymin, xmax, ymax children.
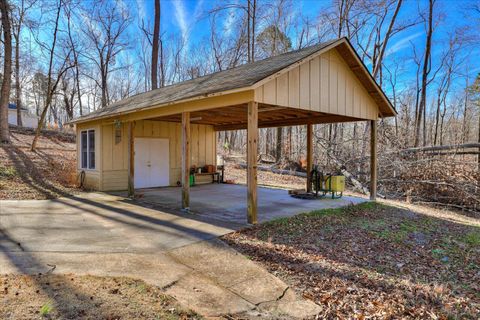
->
<box><xmin>0</xmin><ymin>127</ymin><xmax>78</xmax><ymax>200</ymax></box>
<box><xmin>223</xmin><ymin>160</ymin><xmax>306</xmax><ymax>190</ymax></box>
<box><xmin>0</xmin><ymin>274</ymin><xmax>201</xmax><ymax>319</ymax></box>
<box><xmin>222</xmin><ymin>202</ymin><xmax>480</xmax><ymax>319</ymax></box>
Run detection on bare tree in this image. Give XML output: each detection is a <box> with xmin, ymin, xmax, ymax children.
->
<box><xmin>371</xmin><ymin>0</ymin><xmax>403</xmax><ymax>79</ymax></box>
<box><xmin>208</xmin><ymin>10</ymin><xmax>247</xmax><ymax>71</ymax></box>
<box><xmin>64</xmin><ymin>0</ymin><xmax>83</xmax><ymax>116</ymax></box>
<box><xmin>0</xmin><ymin>0</ymin><xmax>12</xmax><ymax>143</ymax></box>
<box><xmin>11</xmin><ymin>0</ymin><xmax>34</xmax><ymax>126</ymax></box>
<box><xmin>140</xmin><ymin>0</ymin><xmax>165</xmax><ymax>90</ymax></box>
<box><xmin>414</xmin><ymin>0</ymin><xmax>435</xmax><ymax>147</ymax></box>
<box><xmin>31</xmin><ymin>0</ymin><xmax>74</xmax><ymax>150</ymax></box>
<box><xmin>82</xmin><ymin>1</ymin><xmax>130</xmax><ymax>108</ymax></box>
<box><xmin>152</xmin><ymin>0</ymin><xmax>160</xmax><ymax>89</ymax></box>
<box><xmin>209</xmin><ymin>0</ymin><xmax>258</xmax><ymax>63</ymax></box>
<box><xmin>61</xmin><ymin>73</ymin><xmax>75</xmax><ymax>121</ymax></box>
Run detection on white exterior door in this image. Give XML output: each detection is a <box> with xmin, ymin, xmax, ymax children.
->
<box><xmin>134</xmin><ymin>138</ymin><xmax>169</xmax><ymax>188</ymax></box>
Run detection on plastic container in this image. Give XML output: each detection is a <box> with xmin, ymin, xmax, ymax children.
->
<box><xmin>324</xmin><ymin>175</ymin><xmax>345</xmax><ymax>192</ymax></box>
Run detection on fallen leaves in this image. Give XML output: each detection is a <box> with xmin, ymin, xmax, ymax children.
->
<box><xmin>0</xmin><ymin>128</ymin><xmax>79</xmax><ymax>200</ymax></box>
<box><xmin>222</xmin><ymin>203</ymin><xmax>480</xmax><ymax>319</ymax></box>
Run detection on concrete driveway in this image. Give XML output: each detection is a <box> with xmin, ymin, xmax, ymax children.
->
<box><xmin>0</xmin><ymin>192</ymin><xmax>320</xmax><ymax>318</ymax></box>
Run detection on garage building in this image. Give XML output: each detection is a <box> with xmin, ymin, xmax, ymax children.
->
<box><xmin>70</xmin><ymin>37</ymin><xmax>395</xmax><ymax>223</ymax></box>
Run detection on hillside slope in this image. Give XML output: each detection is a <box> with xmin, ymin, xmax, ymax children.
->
<box><xmin>0</xmin><ymin>127</ymin><xmax>78</xmax><ymax>199</ymax></box>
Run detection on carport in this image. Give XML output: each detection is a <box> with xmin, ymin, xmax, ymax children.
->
<box><xmin>71</xmin><ymin>37</ymin><xmax>395</xmax><ymax>224</ymax></box>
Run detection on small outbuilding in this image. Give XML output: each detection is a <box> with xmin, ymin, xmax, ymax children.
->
<box><xmin>8</xmin><ymin>103</ymin><xmax>39</xmax><ymax>128</ymax></box>
<box><xmin>70</xmin><ymin>38</ymin><xmax>395</xmax><ymax>224</ymax></box>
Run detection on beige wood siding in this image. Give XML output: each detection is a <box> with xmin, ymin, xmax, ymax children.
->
<box><xmin>254</xmin><ymin>48</ymin><xmax>379</xmax><ymax>120</ymax></box>
<box><xmin>99</xmin><ymin>120</ymin><xmax>216</xmax><ymax>191</ymax></box>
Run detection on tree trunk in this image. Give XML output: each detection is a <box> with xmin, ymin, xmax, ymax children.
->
<box><xmin>414</xmin><ymin>0</ymin><xmax>434</xmax><ymax>147</ymax></box>
<box><xmin>0</xmin><ymin>0</ymin><xmax>12</xmax><ymax>143</ymax></box>
<box><xmin>275</xmin><ymin>127</ymin><xmax>282</xmax><ymax>162</ymax></box>
<box><xmin>14</xmin><ymin>25</ymin><xmax>22</xmax><ymax>127</ymax></box>
<box><xmin>75</xmin><ymin>60</ymin><xmax>82</xmax><ymax>116</ymax></box>
<box><xmin>251</xmin><ymin>0</ymin><xmax>256</xmax><ymax>62</ymax></box>
<box><xmin>372</xmin><ymin>0</ymin><xmax>403</xmax><ymax>79</ymax></box>
<box><xmin>31</xmin><ymin>0</ymin><xmax>62</xmax><ymax>151</ymax></box>
<box><xmin>433</xmin><ymin>90</ymin><xmax>441</xmax><ymax>145</ymax></box>
<box><xmin>151</xmin><ymin>0</ymin><xmax>160</xmax><ymax>90</ymax></box>
<box><xmin>159</xmin><ymin>39</ymin><xmax>165</xmax><ymax>87</ymax></box>
<box><xmin>476</xmin><ymin>99</ymin><xmax>480</xmax><ymax>172</ymax></box>
<box><xmin>462</xmin><ymin>90</ymin><xmax>469</xmax><ymax>143</ymax></box>
<box><xmin>247</xmin><ymin>0</ymin><xmax>251</xmax><ymax>63</ymax></box>
<box><xmin>101</xmin><ymin>73</ymin><xmax>108</xmax><ymax>108</ymax></box>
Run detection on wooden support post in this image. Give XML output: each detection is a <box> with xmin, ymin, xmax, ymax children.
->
<box><xmin>247</xmin><ymin>101</ymin><xmax>258</xmax><ymax>224</ymax></box>
<box><xmin>127</xmin><ymin>121</ymin><xmax>135</xmax><ymax>198</ymax></box>
<box><xmin>306</xmin><ymin>124</ymin><xmax>313</xmax><ymax>192</ymax></box>
<box><xmin>370</xmin><ymin>120</ymin><xmax>377</xmax><ymax>200</ymax></box>
<box><xmin>182</xmin><ymin>112</ymin><xmax>190</xmax><ymax>210</ymax></box>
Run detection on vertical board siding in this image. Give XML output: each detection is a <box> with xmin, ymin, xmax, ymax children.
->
<box><xmin>143</xmin><ymin>121</ymin><xmax>153</xmax><ymax>136</ymax></box>
<box><xmin>354</xmin><ymin>84</ymin><xmax>361</xmax><ymax>118</ymax></box>
<box><xmin>320</xmin><ymin>55</ymin><xmax>329</xmax><ymax>112</ymax></box>
<box><xmin>288</xmin><ymin>67</ymin><xmax>300</xmax><ymax>108</ymax></box>
<box><xmin>102</xmin><ymin>125</ymin><xmax>113</xmax><ymax>170</ymax></box>
<box><xmin>99</xmin><ymin>120</ymin><xmax>216</xmax><ymax>191</ymax></box>
<box><xmin>256</xmin><ymin>49</ymin><xmax>379</xmax><ymax>121</ymax></box>
<box><xmin>205</xmin><ymin>127</ymin><xmax>214</xmax><ymax>165</ymax></box>
<box><xmin>263</xmin><ymin>79</ymin><xmax>276</xmax><ymax>105</ymax></box>
<box><xmin>329</xmin><ymin>52</ymin><xmax>338</xmax><ymax>115</ymax></box>
<box><xmin>309</xmin><ymin>57</ymin><xmax>320</xmax><ymax>110</ymax></box>
<box><xmin>299</xmin><ymin>63</ymin><xmax>310</xmax><ymax>108</ymax></box>
<box><xmin>199</xmin><ymin>125</ymin><xmax>206</xmax><ymax>165</ymax></box>
<box><xmin>338</xmin><ymin>66</ymin><xmax>346</xmax><ymax>115</ymax></box>
<box><xmin>276</xmin><ymin>72</ymin><xmax>289</xmax><ymax>106</ymax></box>
<box><xmin>191</xmin><ymin>124</ymin><xmax>199</xmax><ymax>165</ymax></box>
<box><xmin>152</xmin><ymin>121</ymin><xmax>160</xmax><ymax>136</ymax></box>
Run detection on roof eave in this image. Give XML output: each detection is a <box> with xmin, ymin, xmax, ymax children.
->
<box><xmin>68</xmin><ymin>85</ymin><xmax>254</xmax><ymax>125</ymax></box>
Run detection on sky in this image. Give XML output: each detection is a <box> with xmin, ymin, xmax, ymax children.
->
<box><xmin>22</xmin><ymin>0</ymin><xmax>480</xmax><ymax>113</ymax></box>
<box><xmin>130</xmin><ymin>0</ymin><xmax>480</xmax><ymax>93</ymax></box>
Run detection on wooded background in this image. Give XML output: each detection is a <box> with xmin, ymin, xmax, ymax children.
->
<box><xmin>0</xmin><ymin>0</ymin><xmax>478</xmax><ymax>210</ymax></box>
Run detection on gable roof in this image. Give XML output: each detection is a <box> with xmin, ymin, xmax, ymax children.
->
<box><xmin>72</xmin><ymin>38</ymin><xmax>395</xmax><ymax>124</ymax></box>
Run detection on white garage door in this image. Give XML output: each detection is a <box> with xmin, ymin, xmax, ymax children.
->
<box><xmin>134</xmin><ymin>138</ymin><xmax>169</xmax><ymax>188</ymax></box>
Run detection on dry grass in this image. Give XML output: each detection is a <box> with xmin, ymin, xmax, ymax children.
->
<box><xmin>0</xmin><ymin>128</ymin><xmax>79</xmax><ymax>199</ymax></box>
<box><xmin>0</xmin><ymin>274</ymin><xmax>201</xmax><ymax>320</ymax></box>
<box><xmin>222</xmin><ymin>202</ymin><xmax>480</xmax><ymax>319</ymax></box>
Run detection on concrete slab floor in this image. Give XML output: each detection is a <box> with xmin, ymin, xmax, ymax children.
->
<box><xmin>129</xmin><ymin>184</ymin><xmax>367</xmax><ymax>224</ymax></box>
